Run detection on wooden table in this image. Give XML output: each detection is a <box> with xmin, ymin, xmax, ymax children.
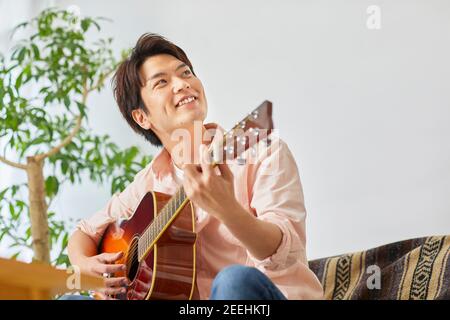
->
<box><xmin>0</xmin><ymin>257</ymin><xmax>104</xmax><ymax>299</ymax></box>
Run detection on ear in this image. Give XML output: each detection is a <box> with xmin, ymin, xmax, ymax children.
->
<box><xmin>131</xmin><ymin>108</ymin><xmax>152</xmax><ymax>130</ymax></box>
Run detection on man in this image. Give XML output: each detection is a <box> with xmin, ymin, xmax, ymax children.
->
<box><xmin>65</xmin><ymin>33</ymin><xmax>323</xmax><ymax>300</ymax></box>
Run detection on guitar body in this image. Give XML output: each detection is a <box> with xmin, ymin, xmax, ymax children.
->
<box><xmin>98</xmin><ymin>191</ymin><xmax>198</xmax><ymax>300</ymax></box>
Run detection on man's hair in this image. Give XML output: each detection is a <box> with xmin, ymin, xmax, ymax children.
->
<box><xmin>112</xmin><ymin>33</ymin><xmax>195</xmax><ymax>146</ymax></box>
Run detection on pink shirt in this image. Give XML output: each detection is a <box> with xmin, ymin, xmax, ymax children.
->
<box><xmin>77</xmin><ymin>125</ymin><xmax>324</xmax><ymax>300</ymax></box>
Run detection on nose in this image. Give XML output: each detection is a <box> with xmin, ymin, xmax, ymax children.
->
<box><xmin>172</xmin><ymin>77</ymin><xmax>190</xmax><ymax>93</ymax></box>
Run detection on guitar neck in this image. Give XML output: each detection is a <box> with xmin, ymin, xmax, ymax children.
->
<box><xmin>138</xmin><ymin>186</ymin><xmax>188</xmax><ymax>261</ymax></box>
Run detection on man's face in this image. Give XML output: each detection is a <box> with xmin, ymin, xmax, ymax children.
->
<box><xmin>135</xmin><ymin>54</ymin><xmax>207</xmax><ymax>141</ymax></box>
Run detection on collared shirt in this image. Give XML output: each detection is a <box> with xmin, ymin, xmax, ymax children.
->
<box><xmin>77</xmin><ymin>124</ymin><xmax>324</xmax><ymax>300</ymax></box>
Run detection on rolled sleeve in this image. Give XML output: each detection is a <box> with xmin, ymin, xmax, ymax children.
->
<box><xmin>247</xmin><ymin>138</ymin><xmax>307</xmax><ymax>272</ymax></box>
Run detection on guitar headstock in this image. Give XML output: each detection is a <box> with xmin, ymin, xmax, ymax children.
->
<box><xmin>211</xmin><ymin>100</ymin><xmax>274</xmax><ymax>164</ymax></box>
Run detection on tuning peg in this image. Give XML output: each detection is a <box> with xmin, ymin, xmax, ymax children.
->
<box><xmin>236</xmin><ymin>156</ymin><xmax>246</xmax><ymax>165</ymax></box>
<box><xmin>250</xmin><ymin>110</ymin><xmax>259</xmax><ymax>119</ymax></box>
<box><xmin>224</xmin><ymin>145</ymin><xmax>234</xmax><ymax>155</ymax></box>
<box><xmin>248</xmin><ymin>127</ymin><xmax>259</xmax><ymax>136</ymax></box>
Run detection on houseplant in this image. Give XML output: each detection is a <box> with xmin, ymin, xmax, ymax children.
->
<box><xmin>0</xmin><ymin>8</ymin><xmax>151</xmax><ymax>266</ymax></box>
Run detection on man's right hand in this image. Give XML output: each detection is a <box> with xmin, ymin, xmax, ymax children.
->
<box><xmin>83</xmin><ymin>251</ymin><xmax>130</xmax><ymax>298</ymax></box>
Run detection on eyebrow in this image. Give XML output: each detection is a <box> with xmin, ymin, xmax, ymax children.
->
<box><xmin>146</xmin><ymin>63</ymin><xmax>188</xmax><ymax>83</ymax></box>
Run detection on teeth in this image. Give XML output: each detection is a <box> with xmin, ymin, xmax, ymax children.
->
<box><xmin>177</xmin><ymin>96</ymin><xmax>195</xmax><ymax>107</ymax></box>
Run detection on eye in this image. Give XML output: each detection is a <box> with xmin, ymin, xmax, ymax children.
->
<box><xmin>182</xmin><ymin>69</ymin><xmax>192</xmax><ymax>76</ymax></box>
<box><xmin>154</xmin><ymin>79</ymin><xmax>167</xmax><ymax>88</ymax></box>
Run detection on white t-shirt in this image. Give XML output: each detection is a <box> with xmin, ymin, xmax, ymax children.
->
<box><xmin>172</xmin><ymin>160</ymin><xmax>185</xmax><ymax>185</ymax></box>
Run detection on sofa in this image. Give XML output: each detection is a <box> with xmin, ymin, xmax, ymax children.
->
<box><xmin>308</xmin><ymin>235</ymin><xmax>450</xmax><ymax>299</ymax></box>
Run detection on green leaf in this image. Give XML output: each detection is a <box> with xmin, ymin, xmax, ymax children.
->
<box><xmin>11</xmin><ymin>252</ymin><xmax>20</xmax><ymax>260</ymax></box>
<box><xmin>81</xmin><ymin>19</ymin><xmax>91</xmax><ymax>32</ymax></box>
<box><xmin>16</xmin><ymin>47</ymin><xmax>27</xmax><ymax>64</ymax></box>
<box><xmin>9</xmin><ymin>203</ymin><xmax>17</xmax><ymax>220</ymax></box>
<box><xmin>63</xmin><ymin>95</ymin><xmax>70</xmax><ymax>108</ymax></box>
<box><xmin>25</xmin><ymin>226</ymin><xmax>31</xmax><ymax>240</ymax></box>
<box><xmin>15</xmin><ymin>73</ymin><xmax>23</xmax><ymax>89</ymax></box>
<box><xmin>45</xmin><ymin>176</ymin><xmax>59</xmax><ymax>198</ymax></box>
<box><xmin>76</xmin><ymin>101</ymin><xmax>87</xmax><ymax>119</ymax></box>
<box><xmin>0</xmin><ymin>230</ymin><xmax>7</xmax><ymax>242</ymax></box>
<box><xmin>31</xmin><ymin>43</ymin><xmax>40</xmax><ymax>59</ymax></box>
<box><xmin>0</xmin><ymin>188</ymin><xmax>8</xmax><ymax>200</ymax></box>
<box><xmin>124</xmin><ymin>146</ymin><xmax>139</xmax><ymax>165</ymax></box>
<box><xmin>62</xmin><ymin>232</ymin><xmax>69</xmax><ymax>249</ymax></box>
<box><xmin>61</xmin><ymin>161</ymin><xmax>69</xmax><ymax>175</ymax></box>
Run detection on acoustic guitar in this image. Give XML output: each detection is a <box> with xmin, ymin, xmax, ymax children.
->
<box><xmin>98</xmin><ymin>100</ymin><xmax>274</xmax><ymax>300</ymax></box>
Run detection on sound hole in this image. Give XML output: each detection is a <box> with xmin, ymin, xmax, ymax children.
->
<box><xmin>126</xmin><ymin>238</ymin><xmax>139</xmax><ymax>281</ymax></box>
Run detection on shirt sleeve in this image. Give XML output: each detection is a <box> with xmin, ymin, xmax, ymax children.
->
<box><xmin>247</xmin><ymin>138</ymin><xmax>308</xmax><ymax>272</ymax></box>
<box><xmin>76</xmin><ymin>164</ymin><xmax>151</xmax><ymax>245</ymax></box>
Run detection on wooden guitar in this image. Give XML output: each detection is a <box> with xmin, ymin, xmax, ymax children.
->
<box><xmin>98</xmin><ymin>100</ymin><xmax>274</xmax><ymax>300</ymax></box>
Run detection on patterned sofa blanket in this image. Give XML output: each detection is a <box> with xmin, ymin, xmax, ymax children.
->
<box><xmin>308</xmin><ymin>235</ymin><xmax>450</xmax><ymax>300</ymax></box>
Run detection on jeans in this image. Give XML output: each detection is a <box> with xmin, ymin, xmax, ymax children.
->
<box><xmin>59</xmin><ymin>264</ymin><xmax>286</xmax><ymax>300</ymax></box>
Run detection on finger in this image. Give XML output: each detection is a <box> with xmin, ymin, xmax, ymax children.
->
<box><xmin>140</xmin><ymin>264</ymin><xmax>153</xmax><ymax>281</ymax></box>
<box><xmin>98</xmin><ymin>251</ymin><xmax>124</xmax><ymax>264</ymax></box>
<box><xmin>133</xmin><ymin>279</ymin><xmax>151</xmax><ymax>295</ymax></box>
<box><xmin>217</xmin><ymin>162</ymin><xmax>233</xmax><ymax>181</ymax></box>
<box><xmin>182</xmin><ymin>163</ymin><xmax>199</xmax><ymax>180</ymax></box>
<box><xmin>102</xmin><ymin>286</ymin><xmax>127</xmax><ymax>296</ymax></box>
<box><xmin>129</xmin><ymin>289</ymin><xmax>147</xmax><ymax>300</ymax></box>
<box><xmin>199</xmin><ymin>144</ymin><xmax>214</xmax><ymax>177</ymax></box>
<box><xmin>92</xmin><ymin>263</ymin><xmax>126</xmax><ymax>275</ymax></box>
<box><xmin>104</xmin><ymin>277</ymin><xmax>130</xmax><ymax>288</ymax></box>
<box><xmin>93</xmin><ymin>292</ymin><xmax>118</xmax><ymax>300</ymax></box>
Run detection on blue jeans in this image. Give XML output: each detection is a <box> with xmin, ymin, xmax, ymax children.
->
<box><xmin>59</xmin><ymin>264</ymin><xmax>286</xmax><ymax>300</ymax></box>
<box><xmin>210</xmin><ymin>264</ymin><xmax>286</xmax><ymax>300</ymax></box>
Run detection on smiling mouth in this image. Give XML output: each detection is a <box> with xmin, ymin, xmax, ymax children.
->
<box><xmin>176</xmin><ymin>96</ymin><xmax>197</xmax><ymax>108</ymax></box>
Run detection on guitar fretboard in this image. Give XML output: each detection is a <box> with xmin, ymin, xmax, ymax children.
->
<box><xmin>138</xmin><ymin>187</ymin><xmax>188</xmax><ymax>260</ymax></box>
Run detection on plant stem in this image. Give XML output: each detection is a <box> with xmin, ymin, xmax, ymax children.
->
<box><xmin>26</xmin><ymin>156</ymin><xmax>50</xmax><ymax>263</ymax></box>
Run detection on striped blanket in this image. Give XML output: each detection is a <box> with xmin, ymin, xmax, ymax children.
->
<box><xmin>308</xmin><ymin>235</ymin><xmax>450</xmax><ymax>300</ymax></box>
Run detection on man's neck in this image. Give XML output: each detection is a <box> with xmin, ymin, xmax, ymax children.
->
<box><xmin>163</xmin><ymin>123</ymin><xmax>210</xmax><ymax>168</ymax></box>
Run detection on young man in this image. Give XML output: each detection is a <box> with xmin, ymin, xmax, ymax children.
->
<box><xmin>65</xmin><ymin>33</ymin><xmax>323</xmax><ymax>300</ymax></box>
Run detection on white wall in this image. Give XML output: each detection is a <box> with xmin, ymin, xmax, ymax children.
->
<box><xmin>2</xmin><ymin>0</ymin><xmax>450</xmax><ymax>260</ymax></box>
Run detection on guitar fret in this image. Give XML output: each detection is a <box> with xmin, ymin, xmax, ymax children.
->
<box><xmin>149</xmin><ymin>224</ymin><xmax>154</xmax><ymax>245</ymax></box>
<box><xmin>138</xmin><ymin>239</ymin><xmax>141</xmax><ymax>258</ymax></box>
<box><xmin>162</xmin><ymin>210</ymin><xmax>167</xmax><ymax>231</ymax></box>
<box><xmin>146</xmin><ymin>231</ymin><xmax>149</xmax><ymax>251</ymax></box>
<box><xmin>178</xmin><ymin>189</ymin><xmax>182</xmax><ymax>207</ymax></box>
<box><xmin>157</xmin><ymin>211</ymin><xmax>161</xmax><ymax>234</ymax></box>
<box><xmin>150</xmin><ymin>224</ymin><xmax>153</xmax><ymax>243</ymax></box>
<box><xmin>161</xmin><ymin>209</ymin><xmax>166</xmax><ymax>230</ymax></box>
